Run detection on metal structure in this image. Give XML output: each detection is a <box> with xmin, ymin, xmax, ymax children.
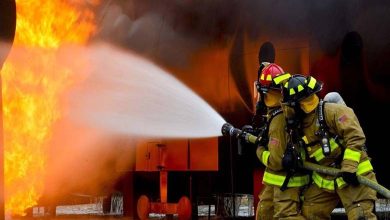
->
<box><xmin>135</xmin><ymin>138</ymin><xmax>218</xmax><ymax>219</ymax></box>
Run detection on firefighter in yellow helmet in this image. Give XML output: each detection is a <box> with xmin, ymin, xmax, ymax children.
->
<box><xmin>255</xmin><ymin>66</ymin><xmax>309</xmax><ymax>220</ymax></box>
<box><xmin>281</xmin><ymin>74</ymin><xmax>377</xmax><ymax>219</ymax></box>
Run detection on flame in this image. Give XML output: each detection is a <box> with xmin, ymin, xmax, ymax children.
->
<box><xmin>2</xmin><ymin>0</ymin><xmax>98</xmax><ymax>215</ymax></box>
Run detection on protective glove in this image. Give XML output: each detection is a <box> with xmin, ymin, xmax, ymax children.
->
<box><xmin>241</xmin><ymin>125</ymin><xmax>254</xmax><ymax>135</ymax></box>
<box><xmin>237</xmin><ymin>125</ymin><xmax>254</xmax><ymax>155</ymax></box>
<box><xmin>282</xmin><ymin>144</ymin><xmax>300</xmax><ymax>171</ymax></box>
<box><xmin>341</xmin><ymin>171</ymin><xmax>359</xmax><ymax>186</ymax></box>
<box><xmin>239</xmin><ymin>125</ymin><xmax>254</xmax><ymax>145</ymax></box>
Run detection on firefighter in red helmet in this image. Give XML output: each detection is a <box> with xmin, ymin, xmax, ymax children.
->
<box><xmin>255</xmin><ymin>65</ymin><xmax>308</xmax><ymax>220</ymax></box>
<box><xmin>280</xmin><ymin>74</ymin><xmax>377</xmax><ymax>219</ymax></box>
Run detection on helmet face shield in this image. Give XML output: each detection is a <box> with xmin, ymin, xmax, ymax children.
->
<box><xmin>300</xmin><ymin>94</ymin><xmax>319</xmax><ymax>113</ymax></box>
<box><xmin>264</xmin><ymin>89</ymin><xmax>282</xmax><ymax>107</ymax></box>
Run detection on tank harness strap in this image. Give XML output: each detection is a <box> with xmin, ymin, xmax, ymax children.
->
<box><xmin>269</xmin><ymin>108</ymin><xmax>283</xmax><ymax>122</ymax></box>
<box><xmin>317</xmin><ymin>100</ymin><xmax>346</xmax><ymax>164</ymax></box>
<box><xmin>257</xmin><ymin>108</ymin><xmax>283</xmax><ymax>148</ymax></box>
<box><xmin>280</xmin><ymin>109</ymin><xmax>303</xmax><ymax>191</ymax></box>
<box><xmin>317</xmin><ymin>100</ymin><xmax>332</xmax><ymax>156</ymax></box>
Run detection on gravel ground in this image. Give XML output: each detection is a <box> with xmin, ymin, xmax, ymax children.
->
<box><xmin>9</xmin><ymin>197</ymin><xmax>390</xmax><ymax>220</ymax></box>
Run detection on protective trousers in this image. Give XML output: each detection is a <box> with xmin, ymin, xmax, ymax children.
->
<box><xmin>302</xmin><ymin>172</ymin><xmax>377</xmax><ymax>220</ymax></box>
<box><xmin>257</xmin><ymin>185</ymin><xmax>305</xmax><ymax>220</ymax></box>
<box><xmin>256</xmin><ymin>185</ymin><xmax>273</xmax><ymax>220</ymax></box>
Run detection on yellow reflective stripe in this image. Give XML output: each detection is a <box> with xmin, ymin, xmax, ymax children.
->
<box><xmin>307</xmin><ymin>77</ymin><xmax>317</xmax><ymax>89</ymax></box>
<box><xmin>312</xmin><ymin>172</ymin><xmax>346</xmax><ymax>190</ymax></box>
<box><xmin>309</xmin><ymin>138</ymin><xmax>339</xmax><ymax>162</ymax></box>
<box><xmin>310</xmin><ymin>147</ymin><xmax>325</xmax><ymax>161</ymax></box>
<box><xmin>261</xmin><ymin>151</ymin><xmax>270</xmax><ymax>167</ymax></box>
<box><xmin>288</xmin><ymin>175</ymin><xmax>310</xmax><ymax>187</ymax></box>
<box><xmin>336</xmin><ymin>178</ymin><xmax>347</xmax><ymax>187</ymax></box>
<box><xmin>289</xmin><ymin>88</ymin><xmax>296</xmax><ymax>95</ymax></box>
<box><xmin>329</xmin><ymin>138</ymin><xmax>338</xmax><ymax>150</ymax></box>
<box><xmin>266</xmin><ymin>74</ymin><xmax>272</xmax><ymax>81</ymax></box>
<box><xmin>273</xmin><ymin>73</ymin><xmax>291</xmax><ymax>85</ymax></box>
<box><xmin>312</xmin><ymin>160</ymin><xmax>373</xmax><ymax>190</ymax></box>
<box><xmin>284</xmin><ymin>82</ymin><xmax>289</xmax><ymax>88</ymax></box>
<box><xmin>263</xmin><ymin>171</ymin><xmax>285</xmax><ymax>186</ymax></box>
<box><xmin>260</xmin><ymin>74</ymin><xmax>265</xmax><ymax>80</ymax></box>
<box><xmin>263</xmin><ymin>171</ymin><xmax>309</xmax><ymax>187</ymax></box>
<box><xmin>357</xmin><ymin>160</ymin><xmax>373</xmax><ymax>175</ymax></box>
<box><xmin>297</xmin><ymin>84</ymin><xmax>304</xmax><ymax>92</ymax></box>
<box><xmin>343</xmin><ymin>148</ymin><xmax>361</xmax><ymax>163</ymax></box>
<box><xmin>312</xmin><ymin>172</ymin><xmax>334</xmax><ymax>190</ymax></box>
<box><xmin>302</xmin><ymin>136</ymin><xmax>308</xmax><ymax>144</ymax></box>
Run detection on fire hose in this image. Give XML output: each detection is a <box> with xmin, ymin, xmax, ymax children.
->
<box><xmin>302</xmin><ymin>161</ymin><xmax>390</xmax><ymax>199</ymax></box>
<box><xmin>221</xmin><ymin>122</ymin><xmax>390</xmax><ymax>199</ymax></box>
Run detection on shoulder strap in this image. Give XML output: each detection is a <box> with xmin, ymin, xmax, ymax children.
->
<box><xmin>317</xmin><ymin>99</ymin><xmax>327</xmax><ymax>130</ymax></box>
<box><xmin>268</xmin><ymin>107</ymin><xmax>283</xmax><ymax>124</ymax></box>
<box><xmin>317</xmin><ymin>100</ymin><xmax>332</xmax><ymax>156</ymax></box>
<box><xmin>256</xmin><ymin>108</ymin><xmax>283</xmax><ymax>148</ymax></box>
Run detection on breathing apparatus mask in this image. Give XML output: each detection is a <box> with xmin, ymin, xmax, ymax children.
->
<box><xmin>281</xmin><ymin>102</ymin><xmax>305</xmax><ymax>130</ymax></box>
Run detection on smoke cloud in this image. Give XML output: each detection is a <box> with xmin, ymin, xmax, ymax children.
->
<box><xmin>94</xmin><ymin>0</ymin><xmax>390</xmax><ymax>65</ymax></box>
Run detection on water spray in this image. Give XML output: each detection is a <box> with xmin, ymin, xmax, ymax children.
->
<box><xmin>65</xmin><ymin>43</ymin><xmax>226</xmax><ymax>138</ymax></box>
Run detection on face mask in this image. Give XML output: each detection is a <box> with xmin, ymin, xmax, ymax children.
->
<box><xmin>300</xmin><ymin>94</ymin><xmax>319</xmax><ymax>113</ymax></box>
<box><xmin>281</xmin><ymin>103</ymin><xmax>303</xmax><ymax>129</ymax></box>
<box><xmin>281</xmin><ymin>103</ymin><xmax>296</xmax><ymax>119</ymax></box>
<box><xmin>264</xmin><ymin>89</ymin><xmax>282</xmax><ymax>107</ymax></box>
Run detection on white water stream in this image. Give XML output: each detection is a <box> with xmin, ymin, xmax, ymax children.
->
<box><xmin>67</xmin><ymin>42</ymin><xmax>226</xmax><ymax>138</ymax></box>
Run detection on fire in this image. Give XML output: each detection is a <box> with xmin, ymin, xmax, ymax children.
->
<box><xmin>1</xmin><ymin>0</ymin><xmax>98</xmax><ymax>215</ymax></box>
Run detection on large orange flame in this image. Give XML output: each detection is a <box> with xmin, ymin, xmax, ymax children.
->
<box><xmin>1</xmin><ymin>0</ymin><xmax>98</xmax><ymax>215</ymax></box>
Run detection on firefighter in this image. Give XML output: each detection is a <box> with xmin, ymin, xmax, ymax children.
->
<box><xmin>280</xmin><ymin>74</ymin><xmax>377</xmax><ymax>219</ymax></box>
<box><xmin>255</xmin><ymin>65</ymin><xmax>309</xmax><ymax>220</ymax></box>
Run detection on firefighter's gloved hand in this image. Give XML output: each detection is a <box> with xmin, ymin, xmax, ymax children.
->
<box><xmin>341</xmin><ymin>171</ymin><xmax>359</xmax><ymax>186</ymax></box>
<box><xmin>239</xmin><ymin>125</ymin><xmax>254</xmax><ymax>144</ymax></box>
<box><xmin>282</xmin><ymin>146</ymin><xmax>299</xmax><ymax>171</ymax></box>
<box><xmin>241</xmin><ymin>125</ymin><xmax>254</xmax><ymax>134</ymax></box>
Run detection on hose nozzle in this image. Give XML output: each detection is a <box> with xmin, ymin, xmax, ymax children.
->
<box><xmin>221</xmin><ymin>123</ymin><xmax>242</xmax><ymax>138</ymax></box>
<box><xmin>221</xmin><ymin>122</ymin><xmax>259</xmax><ymax>145</ymax></box>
